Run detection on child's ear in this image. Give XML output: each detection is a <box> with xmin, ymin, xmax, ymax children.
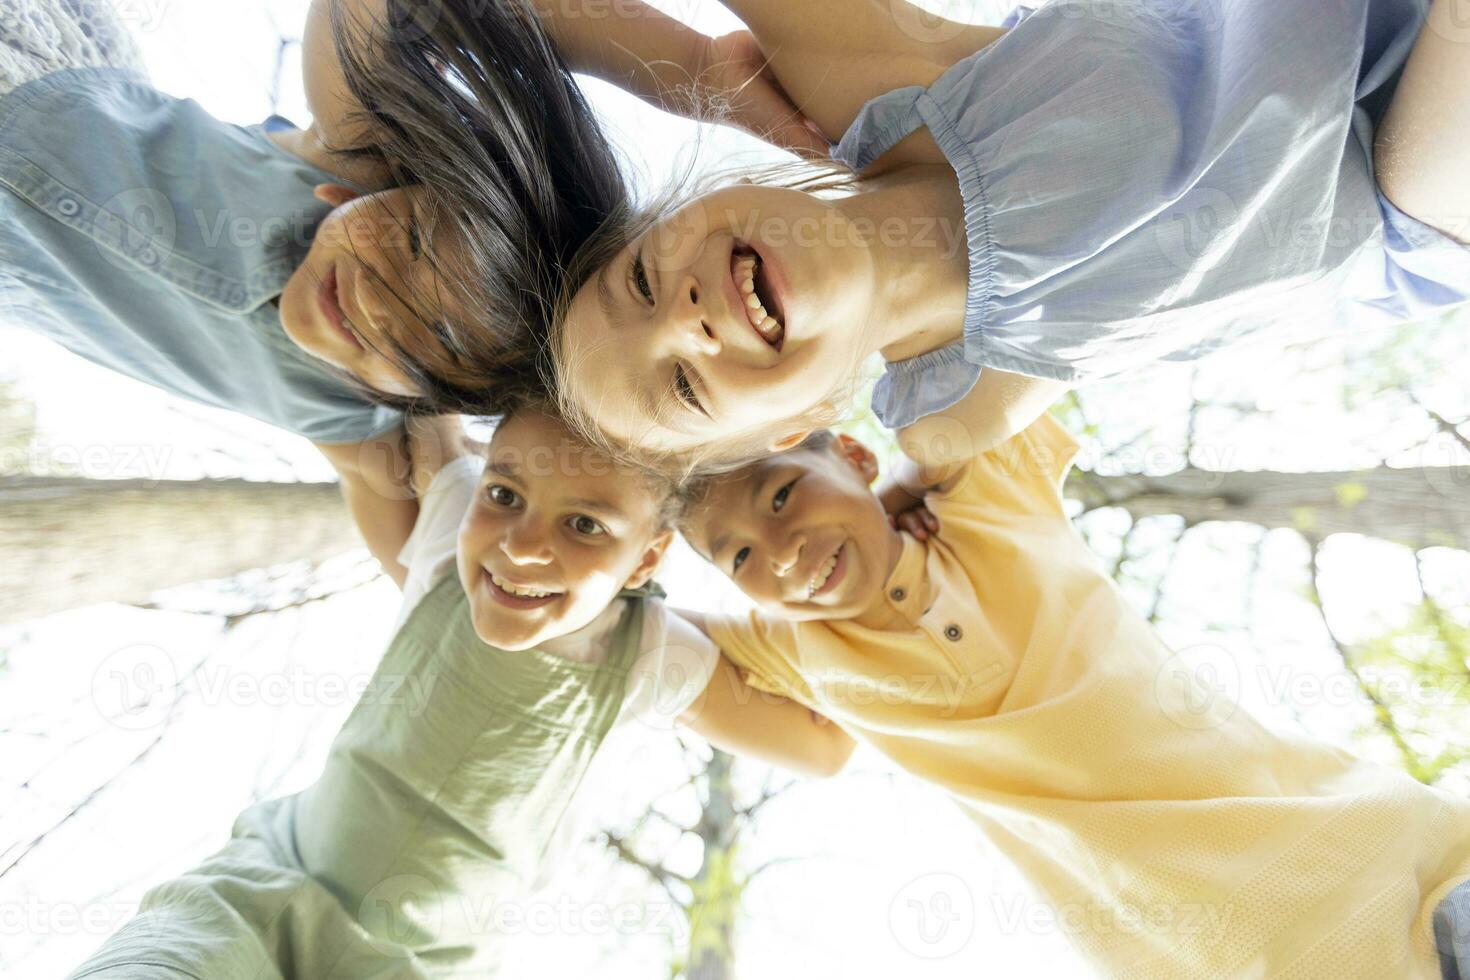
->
<box><xmin>769</xmin><ymin>429</ymin><xmax>812</xmax><ymax>453</ymax></box>
<box><xmin>625</xmin><ymin>527</ymin><xmax>675</xmax><ymax>589</ymax></box>
<box><xmin>313</xmin><ymin>183</ymin><xmax>362</xmax><ymax>210</ymax></box>
<box><xmin>834</xmin><ymin>434</ymin><xmax>880</xmax><ymax>484</ymax></box>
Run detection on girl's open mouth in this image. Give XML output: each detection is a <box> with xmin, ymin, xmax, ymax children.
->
<box><xmin>485</xmin><ymin>570</ymin><xmax>562</xmax><ymax>610</ymax></box>
<box><xmin>317</xmin><ymin>266</ymin><xmax>363</xmax><ymax>350</ymax></box>
<box><xmin>807</xmin><ymin>543</ymin><xmax>848</xmax><ymax>599</ymax></box>
<box><xmin>731</xmin><ymin>244</ymin><xmax>785</xmax><ymax>350</ymax></box>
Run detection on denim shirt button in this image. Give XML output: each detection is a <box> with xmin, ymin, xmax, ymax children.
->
<box><xmin>56</xmin><ymin>197</ymin><xmax>80</xmax><ymax>217</ymax></box>
<box><xmin>137</xmin><ymin>246</ymin><xmax>157</xmax><ymax>265</ymax></box>
<box><xmin>228</xmin><ymin>286</ymin><xmax>247</xmax><ymax>306</ymax></box>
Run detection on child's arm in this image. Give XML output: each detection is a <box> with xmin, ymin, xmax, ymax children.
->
<box><xmin>402</xmin><ymin>413</ymin><xmax>477</xmax><ymax>500</ymax></box>
<box><xmin>301</xmin><ymin>0</ymin><xmax>824</xmax><ymax>159</ymax></box>
<box><xmin>679</xmin><ymin>656</ymin><xmax>855</xmax><ymax>779</ymax></box>
<box><xmin>312</xmin><ymin>415</ymin><xmax>475</xmax><ymax>590</ymax></box>
<box><xmin>314</xmin><ymin>428</ymin><xmax>417</xmax><ymax>588</ymax></box>
<box><xmin>893</xmin><ymin>370</ymin><xmax>1071</xmax><ymax>486</ymax></box>
<box><xmin>529</xmin><ymin>4</ymin><xmax>826</xmax><ymax>154</ymax></box>
<box><xmin>714</xmin><ymin>0</ymin><xmax>1005</xmax><ymax>167</ymax></box>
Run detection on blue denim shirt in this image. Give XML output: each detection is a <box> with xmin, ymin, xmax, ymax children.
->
<box><xmin>0</xmin><ymin>67</ymin><xmax>400</xmax><ymax>444</ymax></box>
<box><xmin>844</xmin><ymin>0</ymin><xmax>1470</xmax><ymax>428</ymax></box>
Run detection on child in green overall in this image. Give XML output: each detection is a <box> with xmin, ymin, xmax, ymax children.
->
<box><xmin>67</xmin><ymin>403</ymin><xmax>854</xmax><ymax>979</ymax></box>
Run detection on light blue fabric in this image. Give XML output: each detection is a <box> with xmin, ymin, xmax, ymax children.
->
<box><xmin>1439</xmin><ymin>879</ymin><xmax>1470</xmax><ymax>980</ymax></box>
<box><xmin>0</xmin><ymin>67</ymin><xmax>401</xmax><ymax>444</ymax></box>
<box><xmin>845</xmin><ymin>0</ymin><xmax>1470</xmax><ymax>429</ymax></box>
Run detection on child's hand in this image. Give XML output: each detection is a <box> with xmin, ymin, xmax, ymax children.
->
<box><xmin>877</xmin><ymin>476</ymin><xmax>939</xmax><ymax>540</ymax></box>
<box><xmin>890</xmin><ymin>503</ymin><xmax>940</xmax><ymax>542</ymax></box>
<box><xmin>696</xmin><ymin>31</ymin><xmax>830</xmax><ymax>157</ymax></box>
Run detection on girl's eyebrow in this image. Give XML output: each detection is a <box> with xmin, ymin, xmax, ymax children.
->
<box><xmin>595</xmin><ymin>257</ymin><xmax>634</xmax><ymax>334</ymax></box>
<box><xmin>646</xmin><ymin>382</ymin><xmax>703</xmax><ymax>435</ymax></box>
<box><xmin>708</xmin><ymin>474</ymin><xmax>769</xmax><ymax>562</ymax></box>
<box><xmin>563</xmin><ymin>496</ymin><xmax>624</xmax><ymax>521</ymax></box>
<box><xmin>486</xmin><ymin>459</ymin><xmax>522</xmax><ymax>481</ymax></box>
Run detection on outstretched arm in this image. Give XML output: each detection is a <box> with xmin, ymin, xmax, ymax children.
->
<box><xmin>1374</xmin><ymin>0</ymin><xmax>1470</xmax><ymax>245</ymax></box>
<box><xmin>301</xmin><ymin>0</ymin><xmax>825</xmax><ymax>161</ymax></box>
<box><xmin>680</xmin><ymin>656</ymin><xmax>855</xmax><ymax>778</ymax></box>
<box><xmin>403</xmin><ymin>412</ymin><xmax>477</xmax><ymax>499</ymax></box>
<box><xmin>716</xmin><ymin>0</ymin><xmax>1005</xmax><ymax>167</ymax></box>
<box><xmin>312</xmin><ymin>415</ymin><xmax>476</xmax><ymax>591</ymax></box>
<box><xmin>315</xmin><ymin>427</ymin><xmax>418</xmax><ymax>588</ymax></box>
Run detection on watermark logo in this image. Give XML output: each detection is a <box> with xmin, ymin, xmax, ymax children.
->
<box><xmin>108</xmin><ymin>0</ymin><xmax>173</xmax><ymax>32</ymax></box>
<box><xmin>1152</xmin><ymin>187</ymin><xmax>1239</xmax><ymax>274</ymax></box>
<box><xmin>645</xmin><ymin>199</ymin><xmax>712</xmax><ymax>277</ymax></box>
<box><xmin>889</xmin><ymin>872</ymin><xmax>975</xmax><ymax>958</ymax></box>
<box><xmin>1417</xmin><ymin>432</ymin><xmax>1470</xmax><ymax>503</ymax></box>
<box><xmin>94</xmin><ymin>187</ymin><xmax>176</xmax><ymax>274</ymax></box>
<box><xmin>887</xmin><ymin>0</ymin><xmax>971</xmax><ymax>45</ymax></box>
<box><xmin>1424</xmin><ymin>0</ymin><xmax>1470</xmax><ymax>44</ymax></box>
<box><xmin>358</xmin><ymin>873</ymin><xmax>441</xmax><ymax>955</ymax></box>
<box><xmin>1153</xmin><ymin>643</ymin><xmax>1240</xmax><ymax>731</ymax></box>
<box><xmin>90</xmin><ymin>643</ymin><xmax>179</xmax><ymax>732</ymax></box>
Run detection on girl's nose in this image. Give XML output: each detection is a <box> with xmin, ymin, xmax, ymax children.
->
<box><xmin>500</xmin><ymin>524</ymin><xmax>553</xmax><ymax>566</ymax></box>
<box><xmin>770</xmin><ymin>535</ymin><xmax>804</xmax><ymax>578</ymax></box>
<box><xmin>669</xmin><ymin>274</ymin><xmax>721</xmax><ymax>357</ymax></box>
<box><xmin>352</xmin><ymin>266</ymin><xmax>394</xmax><ymax>332</ymax></box>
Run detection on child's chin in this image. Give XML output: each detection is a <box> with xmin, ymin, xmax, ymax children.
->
<box><xmin>468</xmin><ymin>605</ymin><xmax>545</xmax><ymax>651</ymax></box>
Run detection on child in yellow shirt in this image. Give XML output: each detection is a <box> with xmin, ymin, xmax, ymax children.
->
<box><xmin>679</xmin><ymin>414</ymin><xmax>1470</xmax><ymax>979</ymax></box>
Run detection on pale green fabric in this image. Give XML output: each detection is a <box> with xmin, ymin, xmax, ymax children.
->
<box><xmin>69</xmin><ymin>574</ymin><xmax>651</xmax><ymax>979</ymax></box>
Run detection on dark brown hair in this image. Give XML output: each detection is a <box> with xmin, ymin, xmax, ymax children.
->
<box><xmin>329</xmin><ymin>0</ymin><xmax>631</xmax><ymax>417</ymax></box>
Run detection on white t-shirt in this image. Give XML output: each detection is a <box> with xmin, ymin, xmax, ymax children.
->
<box><xmin>396</xmin><ymin>456</ymin><xmax>720</xmax><ymax>885</ymax></box>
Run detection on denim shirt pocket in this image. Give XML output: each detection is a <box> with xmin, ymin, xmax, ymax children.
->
<box><xmin>0</xmin><ymin>69</ymin><xmax>326</xmax><ymax>315</ymax></box>
<box><xmin>1</xmin><ymin>148</ymin><xmax>308</xmax><ymax>316</ymax></box>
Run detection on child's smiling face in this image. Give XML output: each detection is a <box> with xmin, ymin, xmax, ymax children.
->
<box><xmin>683</xmin><ymin>434</ymin><xmax>903</xmax><ymax>622</ymax></box>
<box><xmin>456</xmin><ymin>410</ymin><xmax>674</xmax><ymax>651</ymax></box>
<box><xmin>278</xmin><ymin>185</ymin><xmax>471</xmax><ymax>398</ymax></box>
<box><xmin>556</xmin><ymin>183</ymin><xmax>883</xmax><ymax>455</ymax></box>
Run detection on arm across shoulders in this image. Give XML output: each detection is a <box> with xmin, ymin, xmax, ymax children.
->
<box><xmin>702</xmin><ymin>609</ymin><xmax>812</xmax><ymax>706</ymax></box>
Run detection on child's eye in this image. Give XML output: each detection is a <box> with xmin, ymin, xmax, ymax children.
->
<box><xmin>772</xmin><ymin>479</ymin><xmax>797</xmax><ymax>513</ymax></box>
<box><xmin>672</xmin><ymin>363</ymin><xmax>703</xmax><ymax>415</ymax></box>
<box><xmin>569</xmin><ymin>515</ymin><xmax>606</xmax><ymax>537</ymax></box>
<box><xmin>486</xmin><ymin>484</ymin><xmax>518</xmax><ymax>507</ymax></box>
<box><xmin>732</xmin><ymin>546</ymin><xmax>750</xmax><ymax>574</ymax></box>
<box><xmin>631</xmin><ymin>249</ymin><xmax>653</xmax><ymax>304</ymax></box>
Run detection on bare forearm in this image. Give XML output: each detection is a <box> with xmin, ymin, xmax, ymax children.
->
<box><xmin>316</xmin><ymin>428</ymin><xmax>419</xmax><ymax>587</ymax></box>
<box><xmin>681</xmin><ymin>657</ymin><xmax>855</xmax><ymax>778</ymax></box>
<box><xmin>340</xmin><ymin>477</ymin><xmax>417</xmax><ymax>588</ymax></box>
<box><xmin>405</xmin><ymin>414</ymin><xmax>475</xmax><ymax>499</ymax></box>
<box><xmin>715</xmin><ymin>0</ymin><xmax>1000</xmax><ymax>143</ymax></box>
<box><xmin>530</xmin><ymin>0</ymin><xmax>710</xmax><ymax>111</ymax></box>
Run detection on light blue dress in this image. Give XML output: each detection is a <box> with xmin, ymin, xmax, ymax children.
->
<box><xmin>0</xmin><ymin>65</ymin><xmax>401</xmax><ymax>443</ymax></box>
<box><xmin>836</xmin><ymin>0</ymin><xmax>1470</xmax><ymax>428</ymax></box>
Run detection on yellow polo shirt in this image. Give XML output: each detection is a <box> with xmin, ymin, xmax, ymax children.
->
<box><xmin>709</xmin><ymin>415</ymin><xmax>1470</xmax><ymax>978</ymax></box>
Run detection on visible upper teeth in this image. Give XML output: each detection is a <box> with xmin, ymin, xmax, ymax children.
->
<box><xmin>492</xmin><ymin>573</ymin><xmax>555</xmax><ymax>598</ymax></box>
<box><xmin>733</xmin><ymin>254</ymin><xmax>784</xmax><ymax>347</ymax></box>
<box><xmin>808</xmin><ymin>550</ymin><xmax>840</xmax><ymax>597</ymax></box>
